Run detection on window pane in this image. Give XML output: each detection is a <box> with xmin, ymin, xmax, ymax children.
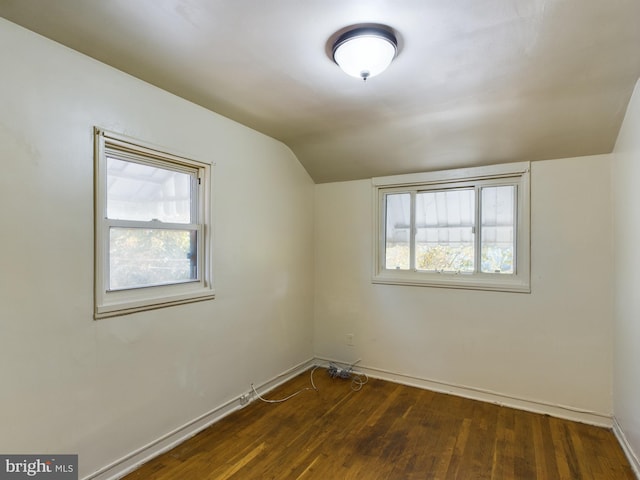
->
<box><xmin>481</xmin><ymin>185</ymin><xmax>515</xmax><ymax>274</ymax></box>
<box><xmin>109</xmin><ymin>228</ymin><xmax>197</xmax><ymax>290</ymax></box>
<box><xmin>384</xmin><ymin>193</ymin><xmax>411</xmax><ymax>270</ymax></box>
<box><xmin>415</xmin><ymin>189</ymin><xmax>475</xmax><ymax>272</ymax></box>
<box><xmin>106</xmin><ymin>157</ymin><xmax>194</xmax><ymax>223</ymax></box>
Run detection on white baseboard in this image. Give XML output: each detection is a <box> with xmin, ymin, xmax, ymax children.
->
<box><xmin>613</xmin><ymin>416</ymin><xmax>640</xmax><ymax>479</ymax></box>
<box><xmin>315</xmin><ymin>356</ymin><xmax>612</xmax><ymax>428</ymax></box>
<box><xmin>83</xmin><ymin>357</ymin><xmax>315</xmax><ymax>480</ymax></box>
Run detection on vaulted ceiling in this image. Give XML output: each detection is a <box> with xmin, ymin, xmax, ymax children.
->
<box><xmin>1</xmin><ymin>0</ymin><xmax>639</xmax><ymax>183</ymax></box>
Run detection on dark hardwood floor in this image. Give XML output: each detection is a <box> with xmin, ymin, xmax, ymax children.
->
<box><xmin>123</xmin><ymin>368</ymin><xmax>634</xmax><ymax>479</ymax></box>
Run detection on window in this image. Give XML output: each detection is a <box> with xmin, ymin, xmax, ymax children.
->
<box><xmin>94</xmin><ymin>128</ymin><xmax>214</xmax><ymax>318</ymax></box>
<box><xmin>373</xmin><ymin>162</ymin><xmax>530</xmax><ymax>292</ymax></box>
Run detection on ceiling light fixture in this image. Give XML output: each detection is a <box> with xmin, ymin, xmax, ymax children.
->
<box><xmin>331</xmin><ymin>26</ymin><xmax>398</xmax><ymax>81</ymax></box>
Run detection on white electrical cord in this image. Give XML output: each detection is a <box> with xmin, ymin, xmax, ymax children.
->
<box><xmin>251</xmin><ymin>365</ymin><xmax>320</xmax><ymax>404</ymax></box>
<box><xmin>251</xmin><ymin>362</ymin><xmax>369</xmax><ymax>404</ymax></box>
<box><xmin>350</xmin><ymin>371</ymin><xmax>369</xmax><ymax>391</ymax></box>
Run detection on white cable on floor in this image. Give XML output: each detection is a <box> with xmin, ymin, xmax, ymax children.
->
<box><xmin>251</xmin><ymin>365</ymin><xmax>320</xmax><ymax>404</ymax></box>
<box><xmin>251</xmin><ymin>362</ymin><xmax>368</xmax><ymax>404</ymax></box>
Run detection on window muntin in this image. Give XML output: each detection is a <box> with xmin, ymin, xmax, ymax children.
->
<box><xmin>94</xmin><ymin>128</ymin><xmax>214</xmax><ymax>318</ymax></box>
<box><xmin>373</xmin><ymin>162</ymin><xmax>530</xmax><ymax>292</ymax></box>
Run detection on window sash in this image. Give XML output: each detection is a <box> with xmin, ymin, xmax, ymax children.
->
<box><xmin>105</xmin><ymin>155</ymin><xmax>199</xmax><ymax>224</ymax></box>
<box><xmin>102</xmin><ymin>154</ymin><xmax>204</xmax><ymax>291</ymax></box>
<box><xmin>373</xmin><ymin>162</ymin><xmax>530</xmax><ymax>292</ymax></box>
<box><xmin>415</xmin><ymin>187</ymin><xmax>476</xmax><ymax>273</ymax></box>
<box><xmin>480</xmin><ymin>184</ymin><xmax>516</xmax><ymax>274</ymax></box>
<box><xmin>105</xmin><ymin>221</ymin><xmax>202</xmax><ymax>291</ymax></box>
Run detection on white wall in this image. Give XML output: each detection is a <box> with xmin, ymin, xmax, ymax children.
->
<box><xmin>612</xmin><ymin>79</ymin><xmax>640</xmax><ymax>469</ymax></box>
<box><xmin>314</xmin><ymin>155</ymin><xmax>614</xmax><ymax>421</ymax></box>
<box><xmin>0</xmin><ymin>19</ymin><xmax>314</xmax><ymax>478</ymax></box>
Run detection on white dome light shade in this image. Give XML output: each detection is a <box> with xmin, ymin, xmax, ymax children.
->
<box><xmin>332</xmin><ymin>27</ymin><xmax>397</xmax><ymax>80</ymax></box>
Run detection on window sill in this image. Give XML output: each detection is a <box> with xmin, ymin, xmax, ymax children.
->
<box><xmin>372</xmin><ymin>271</ymin><xmax>530</xmax><ymax>293</ymax></box>
<box><xmin>95</xmin><ymin>287</ymin><xmax>215</xmax><ymax>319</ymax></box>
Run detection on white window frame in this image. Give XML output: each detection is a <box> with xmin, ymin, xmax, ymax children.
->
<box><xmin>372</xmin><ymin>162</ymin><xmax>530</xmax><ymax>293</ymax></box>
<box><xmin>94</xmin><ymin>128</ymin><xmax>214</xmax><ymax>319</ymax></box>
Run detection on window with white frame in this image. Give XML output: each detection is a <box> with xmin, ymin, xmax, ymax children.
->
<box><xmin>373</xmin><ymin>162</ymin><xmax>530</xmax><ymax>292</ymax></box>
<box><xmin>94</xmin><ymin>128</ymin><xmax>214</xmax><ymax>318</ymax></box>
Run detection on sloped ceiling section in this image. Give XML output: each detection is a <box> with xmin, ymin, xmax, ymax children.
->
<box><xmin>1</xmin><ymin>0</ymin><xmax>639</xmax><ymax>183</ymax></box>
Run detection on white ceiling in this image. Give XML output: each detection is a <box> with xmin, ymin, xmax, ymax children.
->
<box><xmin>1</xmin><ymin>0</ymin><xmax>639</xmax><ymax>183</ymax></box>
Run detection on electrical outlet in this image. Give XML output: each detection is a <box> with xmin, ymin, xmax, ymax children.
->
<box><xmin>239</xmin><ymin>393</ymin><xmax>250</xmax><ymax>406</ymax></box>
<box><xmin>346</xmin><ymin>333</ymin><xmax>354</xmax><ymax>346</ymax></box>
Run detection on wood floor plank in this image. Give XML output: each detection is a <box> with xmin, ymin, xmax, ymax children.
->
<box><xmin>532</xmin><ymin>415</ymin><xmax>551</xmax><ymax>479</ymax></box>
<box><xmin>123</xmin><ymin>368</ymin><xmax>635</xmax><ymax>479</ymax></box>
